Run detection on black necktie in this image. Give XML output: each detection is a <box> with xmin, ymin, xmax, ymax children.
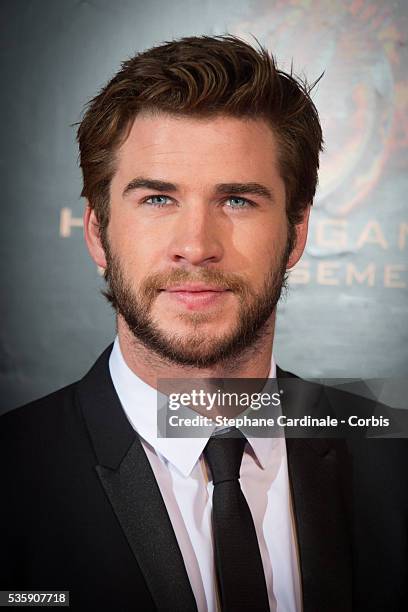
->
<box><xmin>204</xmin><ymin>429</ymin><xmax>270</xmax><ymax>612</ymax></box>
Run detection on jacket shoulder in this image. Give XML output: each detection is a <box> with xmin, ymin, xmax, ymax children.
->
<box><xmin>0</xmin><ymin>382</ymin><xmax>83</xmax><ymax>454</ymax></box>
<box><xmin>1</xmin><ymin>382</ymin><xmax>77</xmax><ymax>425</ymax></box>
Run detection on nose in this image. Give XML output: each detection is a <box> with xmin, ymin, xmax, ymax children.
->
<box><xmin>166</xmin><ymin>202</ymin><xmax>224</xmax><ymax>266</ymax></box>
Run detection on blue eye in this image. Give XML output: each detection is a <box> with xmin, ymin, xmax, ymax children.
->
<box><xmin>144</xmin><ymin>195</ymin><xmax>172</xmax><ymax>207</ymax></box>
<box><xmin>226</xmin><ymin>197</ymin><xmax>252</xmax><ymax>208</ymax></box>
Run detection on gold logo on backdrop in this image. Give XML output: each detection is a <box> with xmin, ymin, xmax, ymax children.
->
<box><xmin>232</xmin><ymin>0</ymin><xmax>407</xmax><ymax>216</ymax></box>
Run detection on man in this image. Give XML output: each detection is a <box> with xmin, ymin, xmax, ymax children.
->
<box><xmin>1</xmin><ymin>35</ymin><xmax>407</xmax><ymax>612</ymax></box>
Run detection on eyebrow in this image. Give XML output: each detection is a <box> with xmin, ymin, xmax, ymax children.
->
<box><xmin>122</xmin><ymin>176</ymin><xmax>275</xmax><ymax>201</ymax></box>
<box><xmin>122</xmin><ymin>178</ymin><xmax>178</xmax><ymax>197</ymax></box>
<box><xmin>215</xmin><ymin>182</ymin><xmax>274</xmax><ymax>201</ymax></box>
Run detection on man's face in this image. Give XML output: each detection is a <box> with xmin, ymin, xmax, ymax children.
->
<box><xmin>102</xmin><ymin>113</ymin><xmax>299</xmax><ymax>367</ymax></box>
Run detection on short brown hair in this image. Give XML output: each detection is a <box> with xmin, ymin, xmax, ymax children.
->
<box><xmin>77</xmin><ymin>35</ymin><xmax>323</xmax><ymax>236</ymax></box>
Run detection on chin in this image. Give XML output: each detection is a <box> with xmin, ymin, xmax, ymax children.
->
<box><xmin>166</xmin><ymin>320</ymin><xmax>233</xmax><ymax>338</ymax></box>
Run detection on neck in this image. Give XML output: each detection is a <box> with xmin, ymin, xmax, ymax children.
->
<box><xmin>116</xmin><ymin>314</ymin><xmax>276</xmax><ymax>389</ymax></box>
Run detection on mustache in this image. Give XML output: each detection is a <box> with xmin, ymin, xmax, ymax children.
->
<box><xmin>141</xmin><ymin>268</ymin><xmax>251</xmax><ymax>300</ymax></box>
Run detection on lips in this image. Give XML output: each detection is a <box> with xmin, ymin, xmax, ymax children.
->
<box><xmin>165</xmin><ymin>283</ymin><xmax>227</xmax><ymax>292</ymax></box>
<box><xmin>162</xmin><ymin>284</ymin><xmax>230</xmax><ymax>310</ymax></box>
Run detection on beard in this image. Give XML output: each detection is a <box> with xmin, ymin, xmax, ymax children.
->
<box><xmin>101</xmin><ymin>237</ymin><xmax>291</xmax><ymax>368</ymax></box>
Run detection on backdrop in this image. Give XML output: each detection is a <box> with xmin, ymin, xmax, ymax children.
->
<box><xmin>1</xmin><ymin>0</ymin><xmax>407</xmax><ymax>413</ymax></box>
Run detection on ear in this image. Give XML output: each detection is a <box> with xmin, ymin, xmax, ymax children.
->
<box><xmin>286</xmin><ymin>205</ymin><xmax>311</xmax><ymax>270</ymax></box>
<box><xmin>83</xmin><ymin>204</ymin><xmax>107</xmax><ymax>270</ymax></box>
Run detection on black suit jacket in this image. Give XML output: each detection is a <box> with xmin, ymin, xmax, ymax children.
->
<box><xmin>1</xmin><ymin>345</ymin><xmax>407</xmax><ymax>611</ymax></box>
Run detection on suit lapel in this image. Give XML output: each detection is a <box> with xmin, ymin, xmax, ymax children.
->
<box><xmin>277</xmin><ymin>367</ymin><xmax>352</xmax><ymax>612</ymax></box>
<box><xmin>76</xmin><ymin>345</ymin><xmax>197</xmax><ymax>612</ymax></box>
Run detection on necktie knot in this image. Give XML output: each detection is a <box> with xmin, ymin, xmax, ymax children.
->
<box><xmin>204</xmin><ymin>429</ymin><xmax>246</xmax><ymax>485</ymax></box>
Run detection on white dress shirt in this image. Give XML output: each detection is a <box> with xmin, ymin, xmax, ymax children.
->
<box><xmin>109</xmin><ymin>337</ymin><xmax>302</xmax><ymax>612</ymax></box>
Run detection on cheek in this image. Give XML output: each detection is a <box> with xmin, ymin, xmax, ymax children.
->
<box><xmin>109</xmin><ymin>206</ymin><xmax>161</xmax><ymax>255</ymax></box>
<box><xmin>107</xmin><ymin>224</ymin><xmax>162</xmax><ymax>286</ymax></box>
<box><xmin>229</xmin><ymin>216</ymin><xmax>288</xmax><ymax>273</ymax></box>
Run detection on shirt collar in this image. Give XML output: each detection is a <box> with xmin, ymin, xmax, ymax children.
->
<box><xmin>109</xmin><ymin>336</ymin><xmax>278</xmax><ymax>477</ymax></box>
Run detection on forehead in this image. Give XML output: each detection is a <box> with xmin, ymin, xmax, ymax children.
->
<box><xmin>113</xmin><ymin>112</ymin><xmax>283</xmax><ymax>187</ymax></box>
